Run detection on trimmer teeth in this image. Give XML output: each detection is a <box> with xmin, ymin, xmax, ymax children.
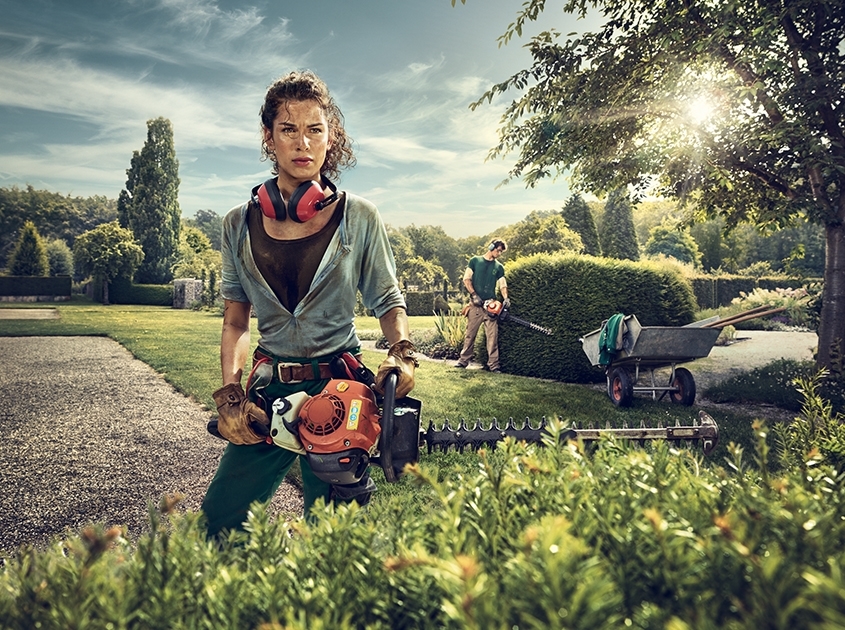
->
<box><xmin>423</xmin><ymin>412</ymin><xmax>719</xmax><ymax>455</ymax></box>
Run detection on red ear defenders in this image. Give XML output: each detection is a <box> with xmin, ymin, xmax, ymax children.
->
<box><xmin>252</xmin><ymin>176</ymin><xmax>339</xmax><ymax>222</ymax></box>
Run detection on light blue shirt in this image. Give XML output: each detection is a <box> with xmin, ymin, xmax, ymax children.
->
<box><xmin>220</xmin><ymin>192</ymin><xmax>405</xmax><ymax>359</ymax></box>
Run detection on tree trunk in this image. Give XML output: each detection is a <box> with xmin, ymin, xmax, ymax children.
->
<box><xmin>817</xmin><ymin>223</ymin><xmax>845</xmax><ymax>370</ymax></box>
<box><xmin>102</xmin><ymin>278</ymin><xmax>110</xmax><ymax>306</ymax></box>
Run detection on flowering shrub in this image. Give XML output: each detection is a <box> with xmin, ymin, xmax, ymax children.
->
<box><xmin>730</xmin><ymin>286</ymin><xmax>813</xmax><ymax>330</ymax></box>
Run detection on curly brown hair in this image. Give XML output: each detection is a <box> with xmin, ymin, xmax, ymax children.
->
<box><xmin>259</xmin><ymin>70</ymin><xmax>356</xmax><ymax>180</ymax></box>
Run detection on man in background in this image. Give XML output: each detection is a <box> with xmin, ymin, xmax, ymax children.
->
<box><xmin>455</xmin><ymin>239</ymin><xmax>509</xmax><ymax>373</ymax></box>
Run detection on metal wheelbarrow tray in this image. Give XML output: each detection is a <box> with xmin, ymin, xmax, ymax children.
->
<box><xmin>580</xmin><ymin>314</ymin><xmax>721</xmax><ymax>407</ymax></box>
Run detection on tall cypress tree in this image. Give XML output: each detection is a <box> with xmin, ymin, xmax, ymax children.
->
<box><xmin>561</xmin><ymin>193</ymin><xmax>601</xmax><ymax>256</ymax></box>
<box><xmin>118</xmin><ymin>117</ymin><xmax>181</xmax><ymax>284</ymax></box>
<box><xmin>598</xmin><ymin>188</ymin><xmax>640</xmax><ymax>261</ymax></box>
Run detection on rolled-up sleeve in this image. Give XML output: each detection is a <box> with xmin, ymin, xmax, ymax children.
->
<box><xmin>356</xmin><ymin>203</ymin><xmax>405</xmax><ymax>319</ymax></box>
<box><xmin>220</xmin><ymin>204</ymin><xmax>249</xmax><ymax>303</ymax></box>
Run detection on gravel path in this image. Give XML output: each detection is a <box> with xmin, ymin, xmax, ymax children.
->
<box><xmin>0</xmin><ymin>336</ymin><xmax>302</xmax><ymax>556</ymax></box>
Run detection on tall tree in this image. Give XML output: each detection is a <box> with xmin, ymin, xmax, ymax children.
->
<box><xmin>561</xmin><ymin>193</ymin><xmax>601</xmax><ymax>255</ymax></box>
<box><xmin>7</xmin><ymin>221</ymin><xmax>48</xmax><ymax>276</ymax></box>
<box><xmin>73</xmin><ymin>221</ymin><xmax>144</xmax><ymax>305</ymax></box>
<box><xmin>466</xmin><ymin>0</ymin><xmax>845</xmax><ymax>368</ymax></box>
<box><xmin>118</xmin><ymin>117</ymin><xmax>181</xmax><ymax>284</ymax></box>
<box><xmin>598</xmin><ymin>189</ymin><xmax>640</xmax><ymax>261</ymax></box>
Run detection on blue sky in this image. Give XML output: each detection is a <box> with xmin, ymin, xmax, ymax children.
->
<box><xmin>0</xmin><ymin>0</ymin><xmax>592</xmax><ymax>238</ymax></box>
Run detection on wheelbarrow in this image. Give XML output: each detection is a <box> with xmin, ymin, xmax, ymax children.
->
<box><xmin>579</xmin><ymin>314</ymin><xmax>721</xmax><ymax>407</ymax></box>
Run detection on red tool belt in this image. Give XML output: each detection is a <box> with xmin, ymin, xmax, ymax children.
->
<box><xmin>253</xmin><ymin>347</ymin><xmax>334</xmax><ymax>383</ymax></box>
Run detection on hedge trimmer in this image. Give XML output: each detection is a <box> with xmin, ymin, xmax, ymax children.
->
<box><xmin>484</xmin><ymin>300</ymin><xmax>553</xmax><ymax>336</ymax></box>
<box><xmin>265</xmin><ymin>373</ymin><xmax>719</xmax><ymax>485</ymax></box>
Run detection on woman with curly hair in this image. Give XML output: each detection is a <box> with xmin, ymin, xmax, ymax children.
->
<box><xmin>201</xmin><ymin>70</ymin><xmax>417</xmax><ymax>537</ymax></box>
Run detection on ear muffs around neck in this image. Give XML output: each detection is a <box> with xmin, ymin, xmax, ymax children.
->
<box><xmin>252</xmin><ymin>177</ymin><xmax>339</xmax><ymax>222</ymax></box>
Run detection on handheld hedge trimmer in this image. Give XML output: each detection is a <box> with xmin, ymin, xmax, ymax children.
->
<box><xmin>259</xmin><ymin>373</ymin><xmax>719</xmax><ymax>485</ymax></box>
<box><xmin>484</xmin><ymin>300</ymin><xmax>553</xmax><ymax>336</ymax></box>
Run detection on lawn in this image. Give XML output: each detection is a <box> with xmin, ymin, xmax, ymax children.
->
<box><xmin>0</xmin><ymin>299</ymin><xmax>761</xmax><ymax>462</ymax></box>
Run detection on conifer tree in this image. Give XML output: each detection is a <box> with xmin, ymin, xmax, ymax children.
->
<box><xmin>561</xmin><ymin>193</ymin><xmax>601</xmax><ymax>256</ymax></box>
<box><xmin>118</xmin><ymin>117</ymin><xmax>181</xmax><ymax>284</ymax></box>
<box><xmin>598</xmin><ymin>188</ymin><xmax>639</xmax><ymax>261</ymax></box>
<box><xmin>7</xmin><ymin>221</ymin><xmax>48</xmax><ymax>276</ymax></box>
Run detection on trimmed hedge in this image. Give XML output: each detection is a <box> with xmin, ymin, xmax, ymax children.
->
<box><xmin>92</xmin><ymin>276</ymin><xmax>172</xmax><ymax>306</ymax></box>
<box><xmin>498</xmin><ymin>254</ymin><xmax>697</xmax><ymax>383</ymax></box>
<box><xmin>0</xmin><ymin>275</ymin><xmax>71</xmax><ymax>298</ymax></box>
<box><xmin>405</xmin><ymin>291</ymin><xmax>450</xmax><ymax>316</ymax></box>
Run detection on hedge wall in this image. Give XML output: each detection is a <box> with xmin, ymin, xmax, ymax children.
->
<box><xmin>498</xmin><ymin>254</ymin><xmax>697</xmax><ymax>383</ymax></box>
<box><xmin>0</xmin><ymin>275</ymin><xmax>71</xmax><ymax>298</ymax></box>
<box><xmin>91</xmin><ymin>276</ymin><xmax>172</xmax><ymax>306</ymax></box>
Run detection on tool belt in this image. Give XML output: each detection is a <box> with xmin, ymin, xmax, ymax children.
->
<box><xmin>253</xmin><ymin>347</ymin><xmax>335</xmax><ymax>383</ymax></box>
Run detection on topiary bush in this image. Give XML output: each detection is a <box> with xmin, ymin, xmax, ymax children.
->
<box><xmin>498</xmin><ymin>254</ymin><xmax>697</xmax><ymax>382</ymax></box>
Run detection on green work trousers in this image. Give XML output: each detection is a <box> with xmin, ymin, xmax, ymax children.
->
<box><xmin>201</xmin><ymin>377</ymin><xmax>332</xmax><ymax>538</ymax></box>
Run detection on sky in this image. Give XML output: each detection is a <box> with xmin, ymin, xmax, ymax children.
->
<box><xmin>0</xmin><ymin>0</ymin><xmax>595</xmax><ymax>238</ymax></box>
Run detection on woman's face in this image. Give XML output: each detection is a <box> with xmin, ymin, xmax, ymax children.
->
<box><xmin>263</xmin><ymin>99</ymin><xmax>332</xmax><ymax>193</ymax></box>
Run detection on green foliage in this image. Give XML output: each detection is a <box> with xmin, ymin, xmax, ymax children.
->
<box><xmin>0</xmin><ymin>185</ymin><xmax>117</xmax><ymax>269</ymax></box>
<box><xmin>172</xmin><ymin>225</ymin><xmax>222</xmax><ymax>281</ymax></box>
<box><xmin>775</xmin><ymin>370</ymin><xmax>845</xmax><ymax>471</ymax></box>
<box><xmin>44</xmin><ymin>238</ymin><xmax>73</xmax><ymax>277</ymax></box>
<box><xmin>404</xmin><ymin>291</ymin><xmax>446</xmax><ymax>316</ymax></box>
<box><xmin>498</xmin><ymin>253</ymin><xmax>696</xmax><ymax>382</ymax></box>
<box><xmin>108</xmin><ymin>277</ymin><xmax>173</xmax><ymax>306</ymax></box>
<box><xmin>643</xmin><ymin>220</ymin><xmax>702</xmax><ymax>268</ymax></box>
<box><xmin>6</xmin><ymin>419</ymin><xmax>845</xmax><ymax>627</ymax></box>
<box><xmin>6</xmin><ymin>221</ymin><xmax>48</xmax><ymax>276</ymax></box>
<box><xmin>184</xmin><ymin>209</ymin><xmax>223</xmax><ymax>251</ymax></box>
<box><xmin>398</xmin><ymin>225</ymin><xmax>466</xmax><ymax>286</ymax></box>
<box><xmin>73</xmin><ymin>221</ymin><xmax>144</xmax><ymax>284</ymax></box>
<box><xmin>561</xmin><ymin>192</ymin><xmax>601</xmax><ymax>255</ymax></box>
<box><xmin>118</xmin><ymin>117</ymin><xmax>181</xmax><ymax>284</ymax></box>
<box><xmin>499</xmin><ymin>209</ymin><xmax>584</xmax><ymax>259</ymax></box>
<box><xmin>597</xmin><ymin>189</ymin><xmax>639</xmax><ymax>261</ymax></box>
<box><xmin>434</xmin><ymin>309</ymin><xmax>467</xmax><ymax>351</ymax></box>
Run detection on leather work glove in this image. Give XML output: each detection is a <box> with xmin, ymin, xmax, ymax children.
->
<box><xmin>502</xmin><ymin>297</ymin><xmax>511</xmax><ymax>309</ymax></box>
<box><xmin>470</xmin><ymin>293</ymin><xmax>484</xmax><ymax>307</ymax></box>
<box><xmin>212</xmin><ymin>383</ymin><xmax>271</xmax><ymax>445</ymax></box>
<box><xmin>374</xmin><ymin>340</ymin><xmax>419</xmax><ymax>399</ymax></box>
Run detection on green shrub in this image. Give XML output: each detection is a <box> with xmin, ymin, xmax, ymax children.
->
<box><xmin>4</xmin><ymin>422</ymin><xmax>845</xmax><ymax>629</ymax></box>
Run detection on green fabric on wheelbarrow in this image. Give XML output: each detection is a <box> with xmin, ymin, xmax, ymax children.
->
<box><xmin>598</xmin><ymin>313</ymin><xmax>625</xmax><ymax>366</ymax></box>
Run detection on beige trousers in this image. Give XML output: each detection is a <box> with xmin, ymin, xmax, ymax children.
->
<box><xmin>458</xmin><ymin>304</ymin><xmax>500</xmax><ymax>370</ymax></box>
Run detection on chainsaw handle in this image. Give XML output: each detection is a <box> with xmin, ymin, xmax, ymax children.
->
<box><xmin>379</xmin><ymin>371</ymin><xmax>398</xmax><ymax>483</ymax></box>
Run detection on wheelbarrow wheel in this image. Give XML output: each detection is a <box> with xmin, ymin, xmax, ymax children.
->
<box><xmin>669</xmin><ymin>367</ymin><xmax>696</xmax><ymax>406</ymax></box>
<box><xmin>608</xmin><ymin>368</ymin><xmax>634</xmax><ymax>407</ymax></box>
